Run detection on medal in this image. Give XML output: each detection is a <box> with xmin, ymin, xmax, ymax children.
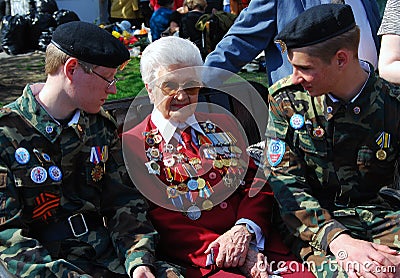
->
<box><xmin>202</xmin><ymin>199</ymin><xmax>213</xmax><ymax>211</ymax></box>
<box><xmin>145</xmin><ymin>136</ymin><xmax>155</xmax><ymax>146</ymax></box>
<box><xmin>145</xmin><ymin>161</ymin><xmax>160</xmax><ymax>175</ymax></box>
<box><xmin>167</xmin><ymin>185</ymin><xmax>179</xmax><ymax>198</ymax></box>
<box><xmin>187</xmin><ymin>179</ymin><xmax>199</xmax><ymax>190</ymax></box>
<box><xmin>177</xmin><ymin>183</ymin><xmax>189</xmax><ymax>194</ymax></box>
<box><xmin>48</xmin><ymin>165</ymin><xmax>62</xmax><ymax>181</ymax></box>
<box><xmin>91</xmin><ymin>164</ymin><xmax>104</xmax><ymax>182</ymax></box>
<box><xmin>197</xmin><ymin>177</ymin><xmax>206</xmax><ymax>189</ymax></box>
<box><xmin>30</xmin><ymin>166</ymin><xmax>47</xmax><ymax>183</ymax></box>
<box><xmin>153</xmin><ymin>134</ymin><xmax>163</xmax><ymax>144</ymax></box>
<box><xmin>213</xmin><ymin>160</ymin><xmax>223</xmax><ymax>169</ymax></box>
<box><xmin>15</xmin><ymin>147</ymin><xmax>30</xmax><ymax>164</ymax></box>
<box><xmin>376</xmin><ymin>149</ymin><xmax>387</xmax><ymax>160</ymax></box>
<box><xmin>313</xmin><ymin>126</ymin><xmax>325</xmax><ymax>138</ymax></box>
<box><xmin>186</xmin><ymin>205</ymin><xmax>201</xmax><ymax>220</ymax></box>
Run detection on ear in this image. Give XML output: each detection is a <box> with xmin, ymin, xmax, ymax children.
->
<box><xmin>335</xmin><ymin>50</ymin><xmax>348</xmax><ymax>69</ymax></box>
<box><xmin>64</xmin><ymin>58</ymin><xmax>79</xmax><ymax>81</ymax></box>
<box><xmin>145</xmin><ymin>83</ymin><xmax>155</xmax><ymax>103</ymax></box>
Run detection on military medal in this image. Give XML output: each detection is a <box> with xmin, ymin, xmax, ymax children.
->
<box><xmin>145</xmin><ymin>161</ymin><xmax>160</xmax><ymax>175</ymax></box>
<box><xmin>48</xmin><ymin>165</ymin><xmax>62</xmax><ymax>181</ymax></box>
<box><xmin>153</xmin><ymin>134</ymin><xmax>163</xmax><ymax>144</ymax></box>
<box><xmin>213</xmin><ymin>159</ymin><xmax>223</xmax><ymax>169</ymax></box>
<box><xmin>182</xmin><ymin>163</ymin><xmax>199</xmax><ymax>190</ymax></box>
<box><xmin>15</xmin><ymin>147</ymin><xmax>30</xmax><ymax>164</ymax></box>
<box><xmin>202</xmin><ymin>199</ymin><xmax>213</xmax><ymax>211</ymax></box>
<box><xmin>186</xmin><ymin>204</ymin><xmax>201</xmax><ymax>220</ymax></box>
<box><xmin>376</xmin><ymin>132</ymin><xmax>390</xmax><ymax>161</ymax></box>
<box><xmin>167</xmin><ymin>185</ymin><xmax>179</xmax><ymax>198</ymax></box>
<box><xmin>313</xmin><ymin>126</ymin><xmax>325</xmax><ymax>138</ymax></box>
<box><xmin>30</xmin><ymin>166</ymin><xmax>47</xmax><ymax>183</ymax></box>
<box><xmin>101</xmin><ymin>146</ymin><xmax>108</xmax><ymax>173</ymax></box>
<box><xmin>45</xmin><ymin>125</ymin><xmax>54</xmax><ymax>134</ymax></box>
<box><xmin>91</xmin><ymin>164</ymin><xmax>104</xmax><ymax>182</ymax></box>
<box><xmin>376</xmin><ymin>149</ymin><xmax>387</xmax><ymax>161</ymax></box>
<box><xmin>197</xmin><ymin>177</ymin><xmax>206</xmax><ymax>189</ymax></box>
<box><xmin>177</xmin><ymin>183</ymin><xmax>189</xmax><ymax>194</ymax></box>
<box><xmin>145</xmin><ymin>136</ymin><xmax>155</xmax><ymax>146</ymax></box>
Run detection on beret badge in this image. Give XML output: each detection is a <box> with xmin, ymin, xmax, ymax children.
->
<box><xmin>275</xmin><ymin>40</ymin><xmax>287</xmax><ymax>54</ymax></box>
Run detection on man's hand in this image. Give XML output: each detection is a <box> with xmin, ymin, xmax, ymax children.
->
<box><xmin>205</xmin><ymin>225</ymin><xmax>253</xmax><ymax>268</ymax></box>
<box><xmin>131</xmin><ymin>266</ymin><xmax>155</xmax><ymax>278</ymax></box>
<box><xmin>329</xmin><ymin>233</ymin><xmax>399</xmax><ymax>278</ymax></box>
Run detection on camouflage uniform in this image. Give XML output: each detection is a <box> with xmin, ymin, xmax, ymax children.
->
<box><xmin>0</xmin><ymin>85</ymin><xmax>181</xmax><ymax>277</ymax></box>
<box><xmin>264</xmin><ymin>69</ymin><xmax>400</xmax><ymax>277</ymax></box>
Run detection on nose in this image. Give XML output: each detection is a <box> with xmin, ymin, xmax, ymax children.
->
<box><xmin>106</xmin><ymin>84</ymin><xmax>117</xmax><ymax>95</ymax></box>
<box><xmin>174</xmin><ymin>88</ymin><xmax>189</xmax><ymax>100</ymax></box>
<box><xmin>292</xmin><ymin>68</ymin><xmax>303</xmax><ymax>85</ymax></box>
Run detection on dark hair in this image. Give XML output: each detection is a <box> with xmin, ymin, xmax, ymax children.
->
<box><xmin>158</xmin><ymin>0</ymin><xmax>174</xmax><ymax>6</ymax></box>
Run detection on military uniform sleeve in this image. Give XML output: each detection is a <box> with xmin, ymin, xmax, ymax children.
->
<box><xmin>263</xmin><ymin>86</ymin><xmax>349</xmax><ymax>254</ymax></box>
<box><xmin>99</xmin><ymin>129</ymin><xmax>157</xmax><ymax>276</ymax></box>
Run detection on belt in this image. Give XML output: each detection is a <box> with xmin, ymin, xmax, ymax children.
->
<box><xmin>30</xmin><ymin>212</ymin><xmax>104</xmax><ymax>243</ymax></box>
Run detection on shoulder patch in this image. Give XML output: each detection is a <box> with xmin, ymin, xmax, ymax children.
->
<box><xmin>267</xmin><ymin>138</ymin><xmax>285</xmax><ymax>167</ymax></box>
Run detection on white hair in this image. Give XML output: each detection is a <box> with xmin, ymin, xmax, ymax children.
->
<box><xmin>140</xmin><ymin>37</ymin><xmax>204</xmax><ymax>86</ymax></box>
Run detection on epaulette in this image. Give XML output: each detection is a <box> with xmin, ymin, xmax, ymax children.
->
<box><xmin>268</xmin><ymin>75</ymin><xmax>299</xmax><ymax>96</ymax></box>
<box><xmin>99</xmin><ymin>107</ymin><xmax>118</xmax><ymax>128</ymax></box>
<box><xmin>0</xmin><ymin>107</ymin><xmax>12</xmax><ymax>119</ymax></box>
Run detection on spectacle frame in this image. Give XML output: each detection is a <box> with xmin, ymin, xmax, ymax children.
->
<box><xmin>157</xmin><ymin>80</ymin><xmax>202</xmax><ymax>96</ymax></box>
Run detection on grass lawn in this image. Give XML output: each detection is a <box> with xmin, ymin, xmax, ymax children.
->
<box><xmin>110</xmin><ymin>57</ymin><xmax>268</xmax><ymax>101</ymax></box>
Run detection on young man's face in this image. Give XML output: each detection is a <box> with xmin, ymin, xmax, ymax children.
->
<box><xmin>288</xmin><ymin>49</ymin><xmax>337</xmax><ymax>97</ymax></box>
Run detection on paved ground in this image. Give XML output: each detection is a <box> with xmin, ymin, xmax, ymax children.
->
<box><xmin>0</xmin><ymin>50</ymin><xmax>46</xmax><ymax>105</ymax></box>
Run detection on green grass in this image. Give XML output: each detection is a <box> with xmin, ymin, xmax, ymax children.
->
<box><xmin>110</xmin><ymin>57</ymin><xmax>268</xmax><ymax>101</ymax></box>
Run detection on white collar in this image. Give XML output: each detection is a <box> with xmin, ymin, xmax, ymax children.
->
<box><xmin>151</xmin><ymin>108</ymin><xmax>205</xmax><ymax>144</ymax></box>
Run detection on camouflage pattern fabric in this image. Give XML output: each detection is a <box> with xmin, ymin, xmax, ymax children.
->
<box><xmin>0</xmin><ymin>85</ymin><xmax>168</xmax><ymax>277</ymax></box>
<box><xmin>264</xmin><ymin>70</ymin><xmax>400</xmax><ymax>277</ymax></box>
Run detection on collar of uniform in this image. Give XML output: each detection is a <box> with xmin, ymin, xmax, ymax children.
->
<box><xmin>151</xmin><ymin>108</ymin><xmax>205</xmax><ymax>144</ymax></box>
<box><xmin>324</xmin><ymin>60</ymin><xmax>375</xmax><ymax>119</ymax></box>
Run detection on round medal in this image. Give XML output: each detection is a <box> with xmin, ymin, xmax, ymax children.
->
<box><xmin>187</xmin><ymin>205</ymin><xmax>201</xmax><ymax>220</ymax></box>
<box><xmin>167</xmin><ymin>186</ymin><xmax>179</xmax><ymax>198</ymax></box>
<box><xmin>153</xmin><ymin>134</ymin><xmax>163</xmax><ymax>144</ymax></box>
<box><xmin>15</xmin><ymin>147</ymin><xmax>30</xmax><ymax>165</ymax></box>
<box><xmin>313</xmin><ymin>126</ymin><xmax>325</xmax><ymax>138</ymax></box>
<box><xmin>197</xmin><ymin>178</ymin><xmax>206</xmax><ymax>189</ymax></box>
<box><xmin>187</xmin><ymin>179</ymin><xmax>199</xmax><ymax>190</ymax></box>
<box><xmin>48</xmin><ymin>165</ymin><xmax>62</xmax><ymax>181</ymax></box>
<box><xmin>202</xmin><ymin>199</ymin><xmax>214</xmax><ymax>211</ymax></box>
<box><xmin>30</xmin><ymin>166</ymin><xmax>47</xmax><ymax>183</ymax></box>
<box><xmin>177</xmin><ymin>183</ymin><xmax>189</xmax><ymax>194</ymax></box>
<box><xmin>376</xmin><ymin>149</ymin><xmax>387</xmax><ymax>160</ymax></box>
<box><xmin>213</xmin><ymin>160</ymin><xmax>223</xmax><ymax>169</ymax></box>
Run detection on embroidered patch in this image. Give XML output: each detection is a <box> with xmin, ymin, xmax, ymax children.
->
<box><xmin>267</xmin><ymin>139</ymin><xmax>285</xmax><ymax>167</ymax></box>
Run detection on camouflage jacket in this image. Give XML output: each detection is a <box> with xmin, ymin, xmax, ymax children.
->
<box><xmin>264</xmin><ymin>71</ymin><xmax>400</xmax><ymax>254</ymax></box>
<box><xmin>0</xmin><ymin>85</ymin><xmax>157</xmax><ymax>277</ymax></box>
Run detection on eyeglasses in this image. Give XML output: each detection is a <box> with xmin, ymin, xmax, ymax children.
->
<box><xmin>91</xmin><ymin>69</ymin><xmax>119</xmax><ymax>88</ymax></box>
<box><xmin>157</xmin><ymin>80</ymin><xmax>202</xmax><ymax>96</ymax></box>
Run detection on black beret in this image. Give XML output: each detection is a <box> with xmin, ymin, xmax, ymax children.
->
<box><xmin>274</xmin><ymin>4</ymin><xmax>356</xmax><ymax>52</ymax></box>
<box><xmin>51</xmin><ymin>21</ymin><xmax>130</xmax><ymax>69</ymax></box>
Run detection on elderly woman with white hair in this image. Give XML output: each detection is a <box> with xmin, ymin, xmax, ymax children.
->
<box><xmin>122</xmin><ymin>36</ymin><xmax>313</xmax><ymax>278</ymax></box>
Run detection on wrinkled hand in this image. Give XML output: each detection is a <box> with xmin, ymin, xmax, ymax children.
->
<box><xmin>239</xmin><ymin>249</ymin><xmax>272</xmax><ymax>278</ymax></box>
<box><xmin>205</xmin><ymin>225</ymin><xmax>252</xmax><ymax>268</ymax></box>
<box><xmin>329</xmin><ymin>234</ymin><xmax>399</xmax><ymax>278</ymax></box>
<box><xmin>131</xmin><ymin>265</ymin><xmax>155</xmax><ymax>278</ymax></box>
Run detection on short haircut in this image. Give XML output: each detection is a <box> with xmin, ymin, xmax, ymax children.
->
<box><xmin>140</xmin><ymin>37</ymin><xmax>203</xmax><ymax>88</ymax></box>
<box><xmin>184</xmin><ymin>0</ymin><xmax>207</xmax><ymax>11</ymax></box>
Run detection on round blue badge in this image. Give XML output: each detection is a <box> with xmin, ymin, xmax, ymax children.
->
<box><xmin>15</xmin><ymin>147</ymin><xmax>30</xmax><ymax>165</ymax></box>
<box><xmin>30</xmin><ymin>166</ymin><xmax>47</xmax><ymax>184</ymax></box>
<box><xmin>48</xmin><ymin>165</ymin><xmax>62</xmax><ymax>181</ymax></box>
<box><xmin>290</xmin><ymin>114</ymin><xmax>304</xmax><ymax>129</ymax></box>
<box><xmin>187</xmin><ymin>179</ymin><xmax>199</xmax><ymax>190</ymax></box>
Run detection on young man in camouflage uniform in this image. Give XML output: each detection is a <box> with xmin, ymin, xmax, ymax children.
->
<box><xmin>0</xmin><ymin>21</ymin><xmax>181</xmax><ymax>277</ymax></box>
<box><xmin>264</xmin><ymin>4</ymin><xmax>400</xmax><ymax>278</ymax></box>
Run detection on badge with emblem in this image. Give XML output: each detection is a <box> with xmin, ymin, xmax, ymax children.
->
<box><xmin>145</xmin><ymin>161</ymin><xmax>160</xmax><ymax>175</ymax></box>
<box><xmin>186</xmin><ymin>204</ymin><xmax>201</xmax><ymax>220</ymax></box>
<box><xmin>267</xmin><ymin>139</ymin><xmax>285</xmax><ymax>167</ymax></box>
<box><xmin>290</xmin><ymin>114</ymin><xmax>305</xmax><ymax>129</ymax></box>
<box><xmin>15</xmin><ymin>147</ymin><xmax>30</xmax><ymax>165</ymax></box>
<box><xmin>48</xmin><ymin>165</ymin><xmax>62</xmax><ymax>181</ymax></box>
<box><xmin>376</xmin><ymin>132</ymin><xmax>390</xmax><ymax>161</ymax></box>
<box><xmin>202</xmin><ymin>199</ymin><xmax>213</xmax><ymax>211</ymax></box>
<box><xmin>91</xmin><ymin>164</ymin><xmax>104</xmax><ymax>182</ymax></box>
<box><xmin>30</xmin><ymin>166</ymin><xmax>47</xmax><ymax>183</ymax></box>
<box><xmin>313</xmin><ymin>126</ymin><xmax>325</xmax><ymax>138</ymax></box>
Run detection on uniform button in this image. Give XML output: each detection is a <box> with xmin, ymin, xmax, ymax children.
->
<box><xmin>327</xmin><ymin>106</ymin><xmax>333</xmax><ymax>113</ymax></box>
<box><xmin>219</xmin><ymin>202</ymin><xmax>228</xmax><ymax>209</ymax></box>
<box><xmin>353</xmin><ymin>106</ymin><xmax>360</xmax><ymax>114</ymax></box>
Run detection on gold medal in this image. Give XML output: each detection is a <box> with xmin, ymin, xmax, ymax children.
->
<box><xmin>213</xmin><ymin>159</ymin><xmax>223</xmax><ymax>169</ymax></box>
<box><xmin>91</xmin><ymin>164</ymin><xmax>104</xmax><ymax>182</ymax></box>
<box><xmin>177</xmin><ymin>183</ymin><xmax>189</xmax><ymax>194</ymax></box>
<box><xmin>221</xmin><ymin>158</ymin><xmax>231</xmax><ymax>167</ymax></box>
<box><xmin>197</xmin><ymin>178</ymin><xmax>206</xmax><ymax>189</ymax></box>
<box><xmin>167</xmin><ymin>185</ymin><xmax>179</xmax><ymax>198</ymax></box>
<box><xmin>202</xmin><ymin>199</ymin><xmax>213</xmax><ymax>211</ymax></box>
<box><xmin>376</xmin><ymin>149</ymin><xmax>387</xmax><ymax>160</ymax></box>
